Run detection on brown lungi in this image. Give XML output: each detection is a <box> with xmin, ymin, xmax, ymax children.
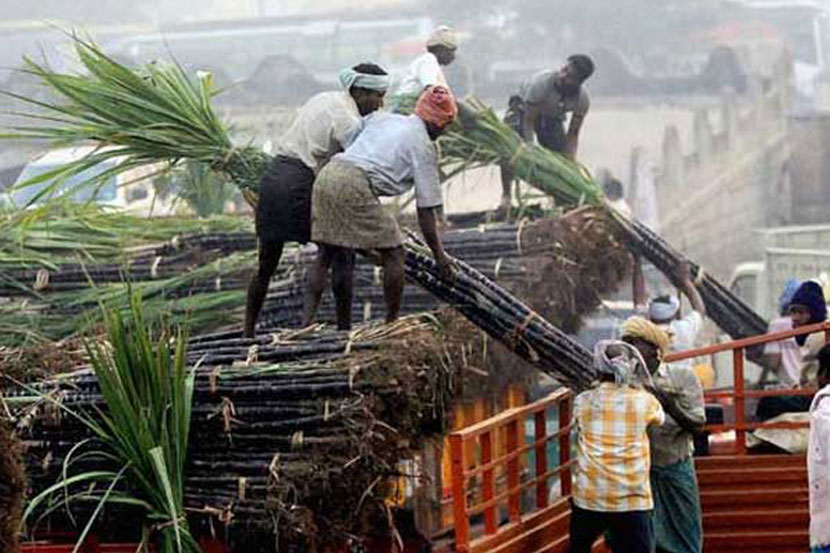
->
<box><xmin>311</xmin><ymin>159</ymin><xmax>404</xmax><ymax>249</ymax></box>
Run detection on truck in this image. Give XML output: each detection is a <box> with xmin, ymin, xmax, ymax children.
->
<box><xmin>728</xmin><ymin>223</ymin><xmax>830</xmax><ymax>319</ymax></box>
<box><xmin>4</xmin><ymin>146</ymin><xmax>175</xmax><ymax>216</ymax></box>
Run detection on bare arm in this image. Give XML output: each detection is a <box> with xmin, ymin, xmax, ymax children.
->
<box><xmin>418</xmin><ymin>206</ymin><xmax>454</xmax><ymax>277</ymax></box>
<box><xmin>646</xmin><ymin>385</ymin><xmax>706</xmax><ymax>435</ymax></box>
<box><xmin>678</xmin><ymin>262</ymin><xmax>706</xmax><ymax>316</ymax></box>
<box><xmin>564</xmin><ymin>113</ymin><xmax>586</xmax><ymax>160</ymax></box>
<box><xmin>520</xmin><ymin>103</ymin><xmax>541</xmax><ymax>142</ymax></box>
<box><xmin>633</xmin><ymin>255</ymin><xmax>647</xmax><ymax>309</ymax></box>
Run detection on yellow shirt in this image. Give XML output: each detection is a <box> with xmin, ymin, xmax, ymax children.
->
<box><xmin>573</xmin><ymin>383</ymin><xmax>665</xmax><ymax>512</ymax></box>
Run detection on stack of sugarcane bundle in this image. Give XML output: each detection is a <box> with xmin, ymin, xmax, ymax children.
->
<box><xmin>0</xmin><ymin>251</ymin><xmax>256</xmax><ymax>347</ymax></box>
<box><xmin>8</xmin><ymin>312</ymin><xmax>493</xmax><ymax>550</ymax></box>
<box><xmin>0</xmin><ymin>202</ymin><xmax>251</xmax><ymax>272</ymax></box>
<box><xmin>0</xmin><ymin>36</ymin><xmax>610</xmax><ymax>391</ymax></box>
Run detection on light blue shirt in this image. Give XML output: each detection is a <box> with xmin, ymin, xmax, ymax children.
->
<box><xmin>337</xmin><ymin>113</ymin><xmax>443</xmax><ymax>209</ymax></box>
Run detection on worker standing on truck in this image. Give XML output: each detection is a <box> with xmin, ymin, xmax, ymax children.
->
<box><xmin>757</xmin><ymin>278</ymin><xmax>802</xmax><ymax>388</ymax></box>
<box><xmin>622</xmin><ymin>317</ymin><xmax>706</xmax><ymax>553</ymax></box>
<box><xmin>242</xmin><ymin>63</ymin><xmax>389</xmax><ymax>338</ymax></box>
<box><xmin>633</xmin><ymin>260</ymin><xmax>707</xmax><ymax>369</ymax></box>
<box><xmin>758</xmin><ymin>280</ymin><xmax>828</xmax><ymax>420</ymax></box>
<box><xmin>808</xmin><ymin>345</ymin><xmax>830</xmax><ymax>553</ymax></box>
<box><xmin>498</xmin><ymin>55</ymin><xmax>594</xmax><ymax>218</ymax></box>
<box><xmin>569</xmin><ymin>341</ymin><xmax>664</xmax><ymax>553</ymax></box>
<box><xmin>392</xmin><ymin>26</ymin><xmax>458</xmax><ymax>105</ymax></box>
<box><xmin>303</xmin><ymin>86</ymin><xmax>458</xmax><ymax>330</ymax></box>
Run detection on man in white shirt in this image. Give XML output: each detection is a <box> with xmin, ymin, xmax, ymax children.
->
<box><xmin>809</xmin><ymin>345</ymin><xmax>830</xmax><ymax>552</ymax></box>
<box><xmin>303</xmin><ymin>86</ymin><xmax>458</xmax><ymax>330</ymax></box>
<box><xmin>757</xmin><ymin>280</ymin><xmax>827</xmax><ymax>420</ymax></box>
<box><xmin>393</xmin><ymin>26</ymin><xmax>458</xmax><ymax>101</ymax></box>
<box><xmin>243</xmin><ymin>63</ymin><xmax>389</xmax><ymax>337</ymax></box>
<box><xmin>633</xmin><ymin>260</ymin><xmax>707</xmax><ymax>367</ymax></box>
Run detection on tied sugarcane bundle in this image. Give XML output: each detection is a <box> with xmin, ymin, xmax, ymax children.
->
<box><xmin>2</xmin><ymin>35</ymin><xmax>599</xmax><ymax>389</ymax></box>
<box><xmin>441</xmin><ymin>99</ymin><xmax>770</xmax><ymax>339</ymax></box>
<box><xmin>613</xmin><ymin>215</ymin><xmax>768</xmax><ymax>339</ymax></box>
<box><xmin>441</xmin><ymin>97</ymin><xmax>603</xmax><ymax>208</ymax></box>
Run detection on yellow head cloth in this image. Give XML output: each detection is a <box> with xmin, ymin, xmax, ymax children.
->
<box><xmin>621</xmin><ymin>316</ymin><xmax>671</xmax><ymax>357</ymax></box>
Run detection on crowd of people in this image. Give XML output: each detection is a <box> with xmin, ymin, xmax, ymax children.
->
<box><xmin>242</xmin><ymin>24</ymin><xmax>596</xmax><ymax>337</ymax></box>
<box><xmin>571</xmin><ymin>273</ymin><xmax>830</xmax><ymax>553</ymax></box>
<box><xmin>237</xmin><ymin>22</ymin><xmax>828</xmax><ymax>553</ymax></box>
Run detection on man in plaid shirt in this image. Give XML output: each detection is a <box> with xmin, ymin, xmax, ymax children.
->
<box><xmin>569</xmin><ymin>341</ymin><xmax>665</xmax><ymax>553</ymax></box>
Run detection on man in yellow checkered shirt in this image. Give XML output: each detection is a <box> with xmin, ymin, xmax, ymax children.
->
<box><xmin>569</xmin><ymin>340</ymin><xmax>665</xmax><ymax>553</ymax></box>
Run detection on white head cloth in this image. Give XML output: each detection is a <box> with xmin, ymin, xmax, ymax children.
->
<box><xmin>649</xmin><ymin>295</ymin><xmax>680</xmax><ymax>322</ymax></box>
<box><xmin>593</xmin><ymin>340</ymin><xmax>654</xmax><ymax>388</ymax></box>
<box><xmin>426</xmin><ymin>25</ymin><xmax>458</xmax><ymax>50</ymax></box>
<box><xmin>338</xmin><ymin>67</ymin><xmax>390</xmax><ymax>92</ymax></box>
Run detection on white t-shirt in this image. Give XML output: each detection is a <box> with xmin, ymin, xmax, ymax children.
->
<box><xmin>764</xmin><ymin>317</ymin><xmax>803</xmax><ymax>388</ymax></box>
<box><xmin>396</xmin><ymin>52</ymin><xmax>448</xmax><ymax>97</ymax></box>
<box><xmin>809</xmin><ymin>385</ymin><xmax>830</xmax><ymax>547</ymax></box>
<box><xmin>337</xmin><ymin>113</ymin><xmax>443</xmax><ymax>208</ymax></box>
<box><xmin>275</xmin><ymin>91</ymin><xmax>362</xmax><ymax>173</ymax></box>
<box><xmin>652</xmin><ymin>310</ymin><xmax>703</xmax><ymax>370</ymax></box>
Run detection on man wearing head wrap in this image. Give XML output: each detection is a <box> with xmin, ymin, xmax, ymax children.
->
<box><xmin>498</xmin><ymin>54</ymin><xmax>594</xmax><ymax>218</ymax></box>
<box><xmin>757</xmin><ymin>280</ymin><xmax>828</xmax><ymax>420</ymax></box>
<box><xmin>303</xmin><ymin>86</ymin><xmax>458</xmax><ymax>330</ymax></box>
<box><xmin>632</xmin><ymin>260</ymin><xmax>707</xmax><ymax>371</ymax></box>
<box><xmin>243</xmin><ymin>63</ymin><xmax>389</xmax><ymax>337</ymax></box>
<box><xmin>395</xmin><ymin>25</ymin><xmax>458</xmax><ymax>101</ymax></box>
<box><xmin>569</xmin><ymin>340</ymin><xmax>664</xmax><ymax>553</ymax></box>
<box><xmin>622</xmin><ymin>317</ymin><xmax>706</xmax><ymax>553</ymax></box>
<box><xmin>758</xmin><ymin>279</ymin><xmax>804</xmax><ymax>389</ymax></box>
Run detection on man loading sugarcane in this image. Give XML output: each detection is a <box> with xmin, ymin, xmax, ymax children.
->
<box><xmin>622</xmin><ymin>317</ymin><xmax>705</xmax><ymax>553</ymax></box>
<box><xmin>499</xmin><ymin>55</ymin><xmax>595</xmax><ymax>218</ymax></box>
<box><xmin>390</xmin><ymin>26</ymin><xmax>458</xmax><ymax>109</ymax></box>
<box><xmin>633</xmin><ymin>260</ymin><xmax>707</xmax><ymax>369</ymax></box>
<box><xmin>243</xmin><ymin>63</ymin><xmax>390</xmax><ymax>338</ymax></box>
<box><xmin>303</xmin><ymin>86</ymin><xmax>458</xmax><ymax>331</ymax></box>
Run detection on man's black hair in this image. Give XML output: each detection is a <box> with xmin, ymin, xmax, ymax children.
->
<box><xmin>568</xmin><ymin>54</ymin><xmax>595</xmax><ymax>82</ymax></box>
<box><xmin>352</xmin><ymin>62</ymin><xmax>387</xmax><ymax>76</ymax></box>
<box><xmin>653</xmin><ymin>294</ymin><xmax>674</xmax><ymax>305</ymax></box>
<box><xmin>603</xmin><ymin>178</ymin><xmax>624</xmax><ymax>200</ymax></box>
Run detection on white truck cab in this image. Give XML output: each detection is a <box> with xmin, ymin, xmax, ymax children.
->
<box><xmin>5</xmin><ymin>147</ymin><xmax>173</xmax><ymax>216</ymax></box>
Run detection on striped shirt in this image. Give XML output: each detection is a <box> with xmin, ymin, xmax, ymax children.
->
<box><xmin>573</xmin><ymin>383</ymin><xmax>665</xmax><ymax>512</ymax></box>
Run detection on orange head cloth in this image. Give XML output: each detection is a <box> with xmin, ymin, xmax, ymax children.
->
<box><xmin>414</xmin><ymin>85</ymin><xmax>458</xmax><ymax>128</ymax></box>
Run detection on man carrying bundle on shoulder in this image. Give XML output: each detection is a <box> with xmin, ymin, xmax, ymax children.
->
<box><xmin>303</xmin><ymin>85</ymin><xmax>458</xmax><ymax>331</ymax></box>
<box><xmin>621</xmin><ymin>317</ymin><xmax>706</xmax><ymax>553</ymax></box>
<box><xmin>243</xmin><ymin>63</ymin><xmax>389</xmax><ymax>338</ymax></box>
<box><xmin>499</xmin><ymin>55</ymin><xmax>594</xmax><ymax>218</ymax></box>
<box><xmin>569</xmin><ymin>340</ymin><xmax>664</xmax><ymax>553</ymax></box>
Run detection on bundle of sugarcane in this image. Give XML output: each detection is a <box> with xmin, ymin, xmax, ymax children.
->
<box><xmin>440</xmin><ymin>98</ymin><xmax>602</xmax><ymax>207</ymax></box>
<box><xmin>612</xmin><ymin>215</ymin><xmax>768</xmax><ymax>338</ymax></box>
<box><xmin>440</xmin><ymin>100</ymin><xmax>769</xmax><ymax>339</ymax></box>
<box><xmin>272</xmin><ymin>207</ymin><xmax>628</xmax><ymax>337</ymax></box>
<box><xmin>8</xmin><ymin>312</ymin><xmax>492</xmax><ymax>550</ymax></box>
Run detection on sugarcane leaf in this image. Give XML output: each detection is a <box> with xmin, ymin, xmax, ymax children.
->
<box><xmin>72</xmin><ymin>464</ymin><xmax>129</xmax><ymax>553</ymax></box>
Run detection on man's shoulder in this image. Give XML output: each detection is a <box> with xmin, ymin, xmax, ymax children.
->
<box><xmin>412</xmin><ymin>52</ymin><xmax>439</xmax><ymax>68</ymax></box>
<box><xmin>522</xmin><ymin>70</ymin><xmax>556</xmax><ymax>100</ymax></box>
